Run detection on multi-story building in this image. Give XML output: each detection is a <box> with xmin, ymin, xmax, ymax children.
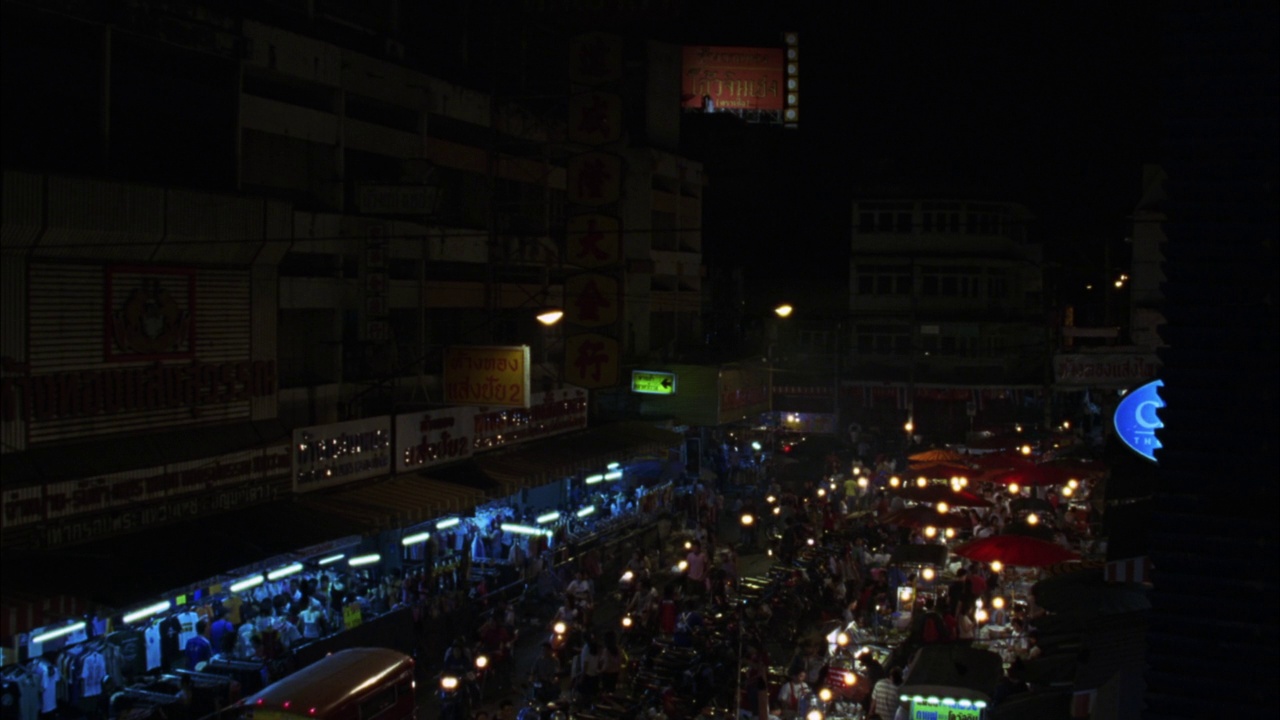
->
<box><xmin>843</xmin><ymin>198</ymin><xmax>1047</xmax><ymax>443</ymax></box>
<box><xmin>1</xmin><ymin>0</ymin><xmax>701</xmax><ymax>638</ymax></box>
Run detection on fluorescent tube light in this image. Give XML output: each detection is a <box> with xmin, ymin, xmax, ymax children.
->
<box><xmin>401</xmin><ymin>531</ymin><xmax>431</xmax><ymax>546</ymax></box>
<box><xmin>267</xmin><ymin>563</ymin><xmax>303</xmax><ymax>581</ymax></box>
<box><xmin>229</xmin><ymin>575</ymin><xmax>264</xmax><ymax>593</ymax></box>
<box><xmin>317</xmin><ymin>553</ymin><xmax>345</xmax><ymax>566</ymax></box>
<box><xmin>31</xmin><ymin>621</ymin><xmax>86</xmax><ymax>645</ymax></box>
<box><xmin>122</xmin><ymin>601</ymin><xmax>171</xmax><ymax>624</ymax></box>
<box><xmin>348</xmin><ymin>553</ymin><xmax>381</xmax><ymax>567</ymax></box>
<box><xmin>576</xmin><ymin>506</ymin><xmax>596</xmax><ymax>518</ymax></box>
<box><xmin>536</xmin><ymin>511</ymin><xmax>561</xmax><ymax>524</ymax></box>
<box><xmin>436</xmin><ymin>517</ymin><xmax>460</xmax><ymax>530</ymax></box>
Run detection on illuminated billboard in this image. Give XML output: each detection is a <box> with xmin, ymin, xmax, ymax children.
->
<box><xmin>682</xmin><ymin>45</ymin><xmax>785</xmax><ymax>112</ymax></box>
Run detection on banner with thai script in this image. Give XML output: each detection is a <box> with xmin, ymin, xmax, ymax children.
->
<box><xmin>443</xmin><ymin>345</ymin><xmax>531</xmax><ymax>408</ymax></box>
<box><xmin>292</xmin><ymin>416</ymin><xmax>393</xmax><ymax>493</ymax></box>
<box><xmin>682</xmin><ymin>46</ymin><xmax>785</xmax><ymax>111</ymax></box>
<box><xmin>394</xmin><ymin>407</ymin><xmax>476</xmax><ymax>472</ymax></box>
<box><xmin>2</xmin><ymin>444</ymin><xmax>290</xmax><ymax>531</ymax></box>
<box><xmin>472</xmin><ymin>385</ymin><xmax>589</xmax><ymax>452</ymax></box>
<box><xmin>1053</xmin><ymin>353</ymin><xmax>1161</xmax><ymax>387</ymax></box>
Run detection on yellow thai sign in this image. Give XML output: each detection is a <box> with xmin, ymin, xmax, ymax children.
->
<box><xmin>443</xmin><ymin>345</ymin><xmax>531</xmax><ymax>408</ymax></box>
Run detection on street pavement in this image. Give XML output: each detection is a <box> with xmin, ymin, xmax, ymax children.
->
<box><xmin>417</xmin><ymin>516</ymin><xmax>782</xmax><ymax>719</ymax></box>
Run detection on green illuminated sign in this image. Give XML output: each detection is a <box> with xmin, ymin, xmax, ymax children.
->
<box><xmin>909</xmin><ymin>699</ymin><xmax>983</xmax><ymax>720</ymax></box>
<box><xmin>631</xmin><ymin>370</ymin><xmax>677</xmax><ymax>395</ymax></box>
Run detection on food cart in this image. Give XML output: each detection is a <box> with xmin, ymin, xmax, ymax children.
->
<box><xmin>897</xmin><ymin>645</ymin><xmax>1003</xmax><ymax>719</ymax></box>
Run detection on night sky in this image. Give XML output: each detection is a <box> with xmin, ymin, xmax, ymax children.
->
<box><xmin>670</xmin><ymin>3</ymin><xmax>1162</xmax><ymax>309</ymax></box>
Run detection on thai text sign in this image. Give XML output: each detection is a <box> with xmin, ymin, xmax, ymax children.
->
<box><xmin>682</xmin><ymin>46</ymin><xmax>784</xmax><ymax>111</ymax></box>
<box><xmin>718</xmin><ymin>365</ymin><xmax>771</xmax><ymax>424</ymax></box>
<box><xmin>443</xmin><ymin>345</ymin><xmax>531</xmax><ymax>408</ymax></box>
<box><xmin>1</xmin><ymin>444</ymin><xmax>290</xmax><ymax>531</ymax></box>
<box><xmin>394</xmin><ymin>407</ymin><xmax>476</xmax><ymax>472</ymax></box>
<box><xmin>632</xmin><ymin>370</ymin><xmax>677</xmax><ymax>395</ymax></box>
<box><xmin>1054</xmin><ymin>353</ymin><xmax>1160</xmax><ymax>387</ymax></box>
<box><xmin>907</xmin><ymin>701</ymin><xmax>981</xmax><ymax>720</ymax></box>
<box><xmin>293</xmin><ymin>416</ymin><xmax>393</xmax><ymax>493</ymax></box>
<box><xmin>472</xmin><ymin>386</ymin><xmax>589</xmax><ymax>451</ymax></box>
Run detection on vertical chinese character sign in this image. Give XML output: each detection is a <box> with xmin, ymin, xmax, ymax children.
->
<box><xmin>566</xmin><ymin>214</ymin><xmax>621</xmax><ymax>269</ymax></box>
<box><xmin>564</xmin><ymin>32</ymin><xmax>625</xmax><ymax>390</ymax></box>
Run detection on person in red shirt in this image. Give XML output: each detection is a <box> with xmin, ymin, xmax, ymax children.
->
<box><xmin>658</xmin><ymin>584</ymin><xmax>679</xmax><ymax>637</ymax></box>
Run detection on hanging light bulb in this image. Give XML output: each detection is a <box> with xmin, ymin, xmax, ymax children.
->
<box><xmin>924</xmin><ymin>526</ymin><xmax>937</xmax><ymax>538</ymax></box>
<box><xmin>991</xmin><ymin>560</ymin><xmax>1004</xmax><ymax>573</ymax></box>
<box><xmin>916</xmin><ymin>476</ymin><xmax>928</xmax><ymax>488</ymax></box>
<box><xmin>1009</xmin><ymin>483</ymin><xmax>1021</xmax><ymax>495</ymax></box>
<box><xmin>936</xmin><ymin>501</ymin><xmax>949</xmax><ymax>514</ymax></box>
<box><xmin>1026</xmin><ymin>513</ymin><xmax>1040</xmax><ymax>525</ymax></box>
<box><xmin>945</xmin><ymin>527</ymin><xmax>956</xmax><ymax>539</ymax></box>
<box><xmin>992</xmin><ymin>596</ymin><xmax>1006</xmax><ymax>609</ymax></box>
<box><xmin>890</xmin><ymin>476</ymin><xmax>901</xmax><ymax>488</ymax></box>
<box><xmin>922</xmin><ymin>567</ymin><xmax>935</xmax><ymax>581</ymax></box>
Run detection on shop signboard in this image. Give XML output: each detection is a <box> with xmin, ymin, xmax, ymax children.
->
<box><xmin>37</xmin><ymin>479</ymin><xmax>286</xmax><ymax>549</ymax></box>
<box><xmin>472</xmin><ymin>385</ymin><xmax>589</xmax><ymax>451</ymax></box>
<box><xmin>1053</xmin><ymin>352</ymin><xmax>1160</xmax><ymax>387</ymax></box>
<box><xmin>906</xmin><ymin>700</ymin><xmax>983</xmax><ymax>719</ymax></box>
<box><xmin>681</xmin><ymin>45</ymin><xmax>785</xmax><ymax>111</ymax></box>
<box><xmin>569</xmin><ymin>32</ymin><xmax>623</xmax><ymax>85</ymax></box>
<box><xmin>292</xmin><ymin>416</ymin><xmax>393</xmax><ymax>493</ymax></box>
<box><xmin>394</xmin><ymin>407</ymin><xmax>476</xmax><ymax>472</ymax></box>
<box><xmin>632</xmin><ymin>370</ymin><xmax>677</xmax><ymax>395</ymax></box>
<box><xmin>718</xmin><ymin>365</ymin><xmax>771</xmax><ymax>425</ymax></box>
<box><xmin>562</xmin><ymin>333</ymin><xmax>619</xmax><ymax>389</ymax></box>
<box><xmin>566</xmin><ymin>152</ymin><xmax>623</xmax><ymax>206</ymax></box>
<box><xmin>565</xmin><ymin>273</ymin><xmax>619</xmax><ymax>327</ymax></box>
<box><xmin>1114</xmin><ymin>379</ymin><xmax>1164</xmax><ymax>463</ymax></box>
<box><xmin>2</xmin><ymin>264</ymin><xmax>277</xmax><ymax>450</ymax></box>
<box><xmin>1</xmin><ymin>444</ymin><xmax>291</xmax><ymax>531</ymax></box>
<box><xmin>442</xmin><ymin>345</ymin><xmax>531</xmax><ymax>409</ymax></box>
<box><xmin>568</xmin><ymin>91</ymin><xmax>623</xmax><ymax>145</ymax></box>
<box><xmin>566</xmin><ymin>214</ymin><xmax>621</xmax><ymax>269</ymax></box>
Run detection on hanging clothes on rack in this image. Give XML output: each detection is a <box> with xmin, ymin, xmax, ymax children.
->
<box><xmin>158</xmin><ymin>615</ymin><xmax>182</xmax><ymax>671</ymax></box>
<box><xmin>142</xmin><ymin>620</ymin><xmax>162</xmax><ymax>673</ymax></box>
<box><xmin>28</xmin><ymin>659</ymin><xmax>58</xmax><ymax>717</ymax></box>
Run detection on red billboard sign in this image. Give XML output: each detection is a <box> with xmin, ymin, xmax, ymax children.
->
<box><xmin>682</xmin><ymin>46</ymin><xmax>784</xmax><ymax>111</ymax></box>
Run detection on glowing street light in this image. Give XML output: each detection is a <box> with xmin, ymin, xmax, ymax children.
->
<box><xmin>536</xmin><ymin>308</ymin><xmax>564</xmax><ymax>326</ymax></box>
<box><xmin>774</xmin><ymin>303</ymin><xmax>794</xmax><ymax>318</ymax></box>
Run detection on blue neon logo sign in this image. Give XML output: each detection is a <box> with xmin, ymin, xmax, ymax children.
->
<box><xmin>1114</xmin><ymin>379</ymin><xmax>1164</xmax><ymax>463</ymax></box>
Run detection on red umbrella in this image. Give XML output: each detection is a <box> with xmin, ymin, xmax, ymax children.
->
<box><xmin>988</xmin><ymin>464</ymin><xmax>1078</xmax><ymax>488</ymax></box>
<box><xmin>952</xmin><ymin>534</ymin><xmax>1080</xmax><ymax>567</ymax></box>
<box><xmin>891</xmin><ymin>484</ymin><xmax>992</xmax><ymax>508</ymax></box>
<box><xmin>969</xmin><ymin>452</ymin><xmax>1035</xmax><ymax>470</ymax></box>
<box><xmin>881</xmin><ymin>506</ymin><xmax>974</xmax><ymax>530</ymax></box>
<box><xmin>965</xmin><ymin>434</ymin><xmax>1032</xmax><ymax>451</ymax></box>
<box><xmin>904</xmin><ymin>462</ymin><xmax>974</xmax><ymax>480</ymax></box>
<box><xmin>1041</xmin><ymin>457</ymin><xmax>1109</xmax><ymax>479</ymax></box>
<box><xmin>908</xmin><ymin>448</ymin><xmax>966</xmax><ymax>463</ymax></box>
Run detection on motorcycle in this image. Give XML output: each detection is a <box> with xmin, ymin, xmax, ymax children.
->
<box><xmin>437</xmin><ymin>673</ymin><xmax>469</xmax><ymax>720</ymax></box>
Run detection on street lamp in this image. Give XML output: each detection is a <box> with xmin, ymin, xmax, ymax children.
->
<box><xmin>775</xmin><ymin>303</ymin><xmax>794</xmax><ymax>318</ymax></box>
<box><xmin>535</xmin><ymin>308</ymin><xmax>564</xmax><ymax>391</ymax></box>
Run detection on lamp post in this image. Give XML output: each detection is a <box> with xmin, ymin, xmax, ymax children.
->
<box><xmin>536</xmin><ymin>308</ymin><xmax>563</xmax><ymax>391</ymax></box>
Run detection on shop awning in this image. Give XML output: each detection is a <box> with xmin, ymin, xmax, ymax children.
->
<box><xmin>473</xmin><ymin>421</ymin><xmax>682</xmax><ymax>488</ymax></box>
<box><xmin>297</xmin><ymin>475</ymin><xmax>489</xmax><ymax>530</ymax></box>
<box><xmin>1</xmin><ymin>499</ymin><xmax>372</xmax><ymax>613</ymax></box>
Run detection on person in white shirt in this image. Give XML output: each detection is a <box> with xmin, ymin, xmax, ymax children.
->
<box><xmin>775</xmin><ymin>670</ymin><xmax>810</xmax><ymax>719</ymax></box>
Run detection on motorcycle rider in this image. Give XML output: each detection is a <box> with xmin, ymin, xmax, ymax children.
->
<box><xmin>527</xmin><ymin>641</ymin><xmax>562</xmax><ymax>704</ymax></box>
